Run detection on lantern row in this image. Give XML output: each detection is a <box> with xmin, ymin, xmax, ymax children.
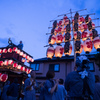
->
<box><xmin>47</xmin><ymin>36</ymin><xmax>100</xmax><ymax>59</ymax></box>
<box><xmin>0</xmin><ymin>47</ymin><xmax>34</xmax><ymax>63</ymax></box>
<box><xmin>0</xmin><ymin>73</ymin><xmax>8</xmax><ymax>82</ymax></box>
<box><xmin>0</xmin><ymin>59</ymin><xmax>32</xmax><ymax>74</ymax></box>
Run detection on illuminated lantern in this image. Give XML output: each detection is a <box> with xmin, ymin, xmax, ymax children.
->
<box><xmin>56</xmin><ymin>33</ymin><xmax>63</xmax><ymax>44</ymax></box>
<box><xmin>56</xmin><ymin>23</ymin><xmax>59</xmax><ymax>28</ymax></box>
<box><xmin>8</xmin><ymin>60</ymin><xmax>14</xmax><ymax>65</ymax></box>
<box><xmin>64</xmin><ymin>32</ymin><xmax>71</xmax><ymax>42</ymax></box>
<box><xmin>13</xmin><ymin>47</ymin><xmax>18</xmax><ymax>52</ymax></box>
<box><xmin>55</xmin><ymin>45</ymin><xmax>64</xmax><ymax>58</ymax></box>
<box><xmin>23</xmin><ymin>53</ymin><xmax>26</xmax><ymax>58</ymax></box>
<box><xmin>3</xmin><ymin>49</ymin><xmax>7</xmax><ymax>53</ymax></box>
<box><xmin>13</xmin><ymin>63</ymin><xmax>18</xmax><ymax>68</ymax></box>
<box><xmin>61</xmin><ymin>27</ymin><xmax>65</xmax><ymax>35</ymax></box>
<box><xmin>25</xmin><ymin>68</ymin><xmax>28</xmax><ymax>74</ymax></box>
<box><xmin>8</xmin><ymin>48</ymin><xmax>12</xmax><ymax>53</ymax></box>
<box><xmin>26</xmin><ymin>56</ymin><xmax>29</xmax><ymax>60</ymax></box>
<box><xmin>22</xmin><ymin>66</ymin><xmax>25</xmax><ymax>71</ymax></box>
<box><xmin>58</xmin><ymin>27</ymin><xmax>62</xmax><ymax>34</ymax></box>
<box><xmin>92</xmin><ymin>22</ymin><xmax>95</xmax><ymax>29</ymax></box>
<box><xmin>93</xmin><ymin>36</ymin><xmax>100</xmax><ymax>51</ymax></box>
<box><xmin>84</xmin><ymin>39</ymin><xmax>93</xmax><ymax>53</ymax></box>
<box><xmin>82</xmin><ymin>31</ymin><xmax>89</xmax><ymax>41</ymax></box>
<box><xmin>27</xmin><ymin>60</ymin><xmax>29</xmax><ymax>63</ymax></box>
<box><xmin>28</xmin><ymin>69</ymin><xmax>32</xmax><ymax>74</ymax></box>
<box><xmin>19</xmin><ymin>51</ymin><xmax>23</xmax><ymax>56</ymax></box>
<box><xmin>65</xmin><ymin>18</ymin><xmax>70</xmax><ymax>26</ymax></box>
<box><xmin>78</xmin><ymin>25</ymin><xmax>81</xmax><ymax>32</ymax></box>
<box><xmin>64</xmin><ymin>42</ymin><xmax>72</xmax><ymax>56</ymax></box>
<box><xmin>89</xmin><ymin>29</ymin><xmax>98</xmax><ymax>41</ymax></box>
<box><xmin>81</xmin><ymin>23</ymin><xmax>87</xmax><ymax>31</ymax></box>
<box><xmin>48</xmin><ymin>35</ymin><xmax>56</xmax><ymax>45</ymax></box>
<box><xmin>22</xmin><ymin>58</ymin><xmax>26</xmax><ymax>63</ymax></box>
<box><xmin>78</xmin><ymin>16</ymin><xmax>85</xmax><ymax>24</ymax></box>
<box><xmin>0</xmin><ymin>73</ymin><xmax>2</xmax><ymax>77</ymax></box>
<box><xmin>75</xmin><ymin>41</ymin><xmax>83</xmax><ymax>54</ymax></box>
<box><xmin>0</xmin><ymin>74</ymin><xmax>8</xmax><ymax>82</ymax></box>
<box><xmin>85</xmin><ymin>15</ymin><xmax>91</xmax><ymax>24</ymax></box>
<box><xmin>4</xmin><ymin>60</ymin><xmax>8</xmax><ymax>66</ymax></box>
<box><xmin>63</xmin><ymin>16</ymin><xmax>68</xmax><ymax>23</ymax></box>
<box><xmin>31</xmin><ymin>58</ymin><xmax>34</xmax><ymax>62</ymax></box>
<box><xmin>0</xmin><ymin>49</ymin><xmax>3</xmax><ymax>54</ymax></box>
<box><xmin>17</xmin><ymin>49</ymin><xmax>20</xmax><ymax>54</ymax></box>
<box><xmin>17</xmin><ymin>65</ymin><xmax>21</xmax><ymax>69</ymax></box>
<box><xmin>54</xmin><ymin>28</ymin><xmax>58</xmax><ymax>35</ymax></box>
<box><xmin>46</xmin><ymin>46</ymin><xmax>55</xmax><ymax>59</ymax></box>
<box><xmin>0</xmin><ymin>61</ymin><xmax>3</xmax><ymax>66</ymax></box>
<box><xmin>58</xmin><ymin>20</ymin><xmax>62</xmax><ymax>27</ymax></box>
<box><xmin>74</xmin><ymin>31</ymin><xmax>81</xmax><ymax>41</ymax></box>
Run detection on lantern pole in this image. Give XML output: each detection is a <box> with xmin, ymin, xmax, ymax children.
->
<box><xmin>70</xmin><ymin>9</ymin><xmax>76</xmax><ymax>67</ymax></box>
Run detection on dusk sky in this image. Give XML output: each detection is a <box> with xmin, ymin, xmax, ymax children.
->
<box><xmin>0</xmin><ymin>0</ymin><xmax>100</xmax><ymax>60</ymax></box>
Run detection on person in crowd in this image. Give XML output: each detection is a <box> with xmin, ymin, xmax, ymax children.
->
<box><xmin>1</xmin><ymin>80</ymin><xmax>10</xmax><ymax>100</ymax></box>
<box><xmin>40</xmin><ymin>70</ymin><xmax>59</xmax><ymax>100</ymax></box>
<box><xmin>55</xmin><ymin>78</ymin><xmax>67</xmax><ymax>100</ymax></box>
<box><xmin>7</xmin><ymin>78</ymin><xmax>19</xmax><ymax>100</ymax></box>
<box><xmin>24</xmin><ymin>70</ymin><xmax>38</xmax><ymax>100</ymax></box>
<box><xmin>94</xmin><ymin>75</ymin><xmax>100</xmax><ymax>100</ymax></box>
<box><xmin>65</xmin><ymin>56</ymin><xmax>95</xmax><ymax>100</ymax></box>
<box><xmin>17</xmin><ymin>41</ymin><xmax>23</xmax><ymax>50</ymax></box>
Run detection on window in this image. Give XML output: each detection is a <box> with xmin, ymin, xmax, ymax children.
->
<box><xmin>31</xmin><ymin>64</ymin><xmax>39</xmax><ymax>71</ymax></box>
<box><xmin>88</xmin><ymin>62</ymin><xmax>95</xmax><ymax>72</ymax></box>
<box><xmin>49</xmin><ymin>64</ymin><xmax>60</xmax><ymax>72</ymax></box>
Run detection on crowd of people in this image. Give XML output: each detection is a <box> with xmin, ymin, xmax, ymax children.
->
<box><xmin>0</xmin><ymin>55</ymin><xmax>100</xmax><ymax>100</ymax></box>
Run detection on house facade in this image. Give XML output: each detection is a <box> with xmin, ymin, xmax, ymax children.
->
<box><xmin>30</xmin><ymin>54</ymin><xmax>100</xmax><ymax>83</ymax></box>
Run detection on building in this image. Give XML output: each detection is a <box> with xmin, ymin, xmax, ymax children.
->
<box><xmin>30</xmin><ymin>54</ymin><xmax>100</xmax><ymax>83</ymax></box>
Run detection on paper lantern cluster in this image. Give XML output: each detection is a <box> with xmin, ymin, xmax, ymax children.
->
<box><xmin>46</xmin><ymin>12</ymin><xmax>100</xmax><ymax>58</ymax></box>
<box><xmin>0</xmin><ymin>73</ymin><xmax>8</xmax><ymax>82</ymax></box>
<box><xmin>0</xmin><ymin>47</ymin><xmax>34</xmax><ymax>63</ymax></box>
<box><xmin>0</xmin><ymin>59</ymin><xmax>31</xmax><ymax>74</ymax></box>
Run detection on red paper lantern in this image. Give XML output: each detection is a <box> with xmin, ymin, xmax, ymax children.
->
<box><xmin>48</xmin><ymin>35</ymin><xmax>56</xmax><ymax>45</ymax></box>
<box><xmin>8</xmin><ymin>48</ymin><xmax>12</xmax><ymax>53</ymax></box>
<box><xmin>92</xmin><ymin>22</ymin><xmax>95</xmax><ymax>29</ymax></box>
<box><xmin>58</xmin><ymin>20</ymin><xmax>62</xmax><ymax>27</ymax></box>
<box><xmin>21</xmin><ymin>66</ymin><xmax>25</xmax><ymax>71</ymax></box>
<box><xmin>55</xmin><ymin>45</ymin><xmax>64</xmax><ymax>58</ymax></box>
<box><xmin>46</xmin><ymin>46</ymin><xmax>55</xmax><ymax>59</ymax></box>
<box><xmin>81</xmin><ymin>23</ymin><xmax>87</xmax><ymax>31</ymax></box>
<box><xmin>8</xmin><ymin>60</ymin><xmax>14</xmax><ymax>65</ymax></box>
<box><xmin>17</xmin><ymin>49</ymin><xmax>20</xmax><ymax>54</ymax></box>
<box><xmin>3</xmin><ymin>49</ymin><xmax>7</xmax><ymax>53</ymax></box>
<box><xmin>0</xmin><ymin>49</ymin><xmax>3</xmax><ymax>54</ymax></box>
<box><xmin>56</xmin><ymin>33</ymin><xmax>63</xmax><ymax>44</ymax></box>
<box><xmin>64</xmin><ymin>42</ymin><xmax>72</xmax><ymax>56</ymax></box>
<box><xmin>17</xmin><ymin>65</ymin><xmax>21</xmax><ymax>69</ymax></box>
<box><xmin>84</xmin><ymin>39</ymin><xmax>93</xmax><ymax>53</ymax></box>
<box><xmin>61</xmin><ymin>27</ymin><xmax>66</xmax><ymax>35</ymax></box>
<box><xmin>13</xmin><ymin>63</ymin><xmax>18</xmax><ymax>68</ymax></box>
<box><xmin>4</xmin><ymin>60</ymin><xmax>8</xmax><ymax>66</ymax></box>
<box><xmin>82</xmin><ymin>31</ymin><xmax>89</xmax><ymax>41</ymax></box>
<box><xmin>74</xmin><ymin>31</ymin><xmax>81</xmax><ymax>41</ymax></box>
<box><xmin>0</xmin><ymin>61</ymin><xmax>3</xmax><ymax>66</ymax></box>
<box><xmin>28</xmin><ymin>69</ymin><xmax>32</xmax><ymax>74</ymax></box>
<box><xmin>63</xmin><ymin>16</ymin><xmax>68</xmax><ymax>22</ymax></box>
<box><xmin>78</xmin><ymin>17</ymin><xmax>85</xmax><ymax>25</ymax></box>
<box><xmin>13</xmin><ymin>47</ymin><xmax>18</xmax><ymax>52</ymax></box>
<box><xmin>23</xmin><ymin>53</ymin><xmax>26</xmax><ymax>58</ymax></box>
<box><xmin>54</xmin><ymin>28</ymin><xmax>58</xmax><ymax>35</ymax></box>
<box><xmin>93</xmin><ymin>36</ymin><xmax>100</xmax><ymax>50</ymax></box>
<box><xmin>31</xmin><ymin>58</ymin><xmax>34</xmax><ymax>62</ymax></box>
<box><xmin>65</xmin><ymin>19</ymin><xmax>70</xmax><ymax>26</ymax></box>
<box><xmin>25</xmin><ymin>68</ymin><xmax>28</xmax><ymax>73</ymax></box>
<box><xmin>58</xmin><ymin>27</ymin><xmax>62</xmax><ymax>34</ymax></box>
<box><xmin>0</xmin><ymin>74</ymin><xmax>8</xmax><ymax>82</ymax></box>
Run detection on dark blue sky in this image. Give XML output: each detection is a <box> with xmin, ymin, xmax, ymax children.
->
<box><xmin>0</xmin><ymin>0</ymin><xmax>100</xmax><ymax>59</ymax></box>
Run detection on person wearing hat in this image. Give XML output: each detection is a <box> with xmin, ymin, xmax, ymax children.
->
<box><xmin>65</xmin><ymin>56</ymin><xmax>95</xmax><ymax>100</ymax></box>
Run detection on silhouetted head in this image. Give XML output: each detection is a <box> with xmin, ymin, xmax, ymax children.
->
<box><xmin>20</xmin><ymin>41</ymin><xmax>22</xmax><ymax>44</ymax></box>
<box><xmin>30</xmin><ymin>70</ymin><xmax>36</xmax><ymax>79</ymax></box>
<box><xmin>46</xmin><ymin>70</ymin><xmax>55</xmax><ymax>79</ymax></box>
<box><xmin>59</xmin><ymin>78</ymin><xmax>64</xmax><ymax>85</ymax></box>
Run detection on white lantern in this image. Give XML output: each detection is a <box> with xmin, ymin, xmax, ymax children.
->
<box><xmin>3</xmin><ymin>49</ymin><xmax>7</xmax><ymax>53</ymax></box>
<box><xmin>0</xmin><ymin>61</ymin><xmax>3</xmax><ymax>66</ymax></box>
<box><xmin>93</xmin><ymin>36</ymin><xmax>100</xmax><ymax>50</ymax></box>
<box><xmin>48</xmin><ymin>35</ymin><xmax>56</xmax><ymax>45</ymax></box>
<box><xmin>4</xmin><ymin>60</ymin><xmax>8</xmax><ymax>66</ymax></box>
<box><xmin>55</xmin><ymin>45</ymin><xmax>64</xmax><ymax>58</ymax></box>
<box><xmin>84</xmin><ymin>39</ymin><xmax>93</xmax><ymax>53</ymax></box>
<box><xmin>8</xmin><ymin>60</ymin><xmax>14</xmax><ymax>65</ymax></box>
<box><xmin>46</xmin><ymin>46</ymin><xmax>55</xmax><ymax>59</ymax></box>
<box><xmin>56</xmin><ymin>33</ymin><xmax>63</xmax><ymax>44</ymax></box>
<box><xmin>81</xmin><ymin>23</ymin><xmax>87</xmax><ymax>32</ymax></box>
<box><xmin>82</xmin><ymin>31</ymin><xmax>89</xmax><ymax>41</ymax></box>
<box><xmin>0</xmin><ymin>49</ymin><xmax>3</xmax><ymax>54</ymax></box>
<box><xmin>8</xmin><ymin>48</ymin><xmax>12</xmax><ymax>53</ymax></box>
<box><xmin>78</xmin><ymin>16</ymin><xmax>85</xmax><ymax>25</ymax></box>
<box><xmin>17</xmin><ymin>65</ymin><xmax>21</xmax><ymax>69</ymax></box>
